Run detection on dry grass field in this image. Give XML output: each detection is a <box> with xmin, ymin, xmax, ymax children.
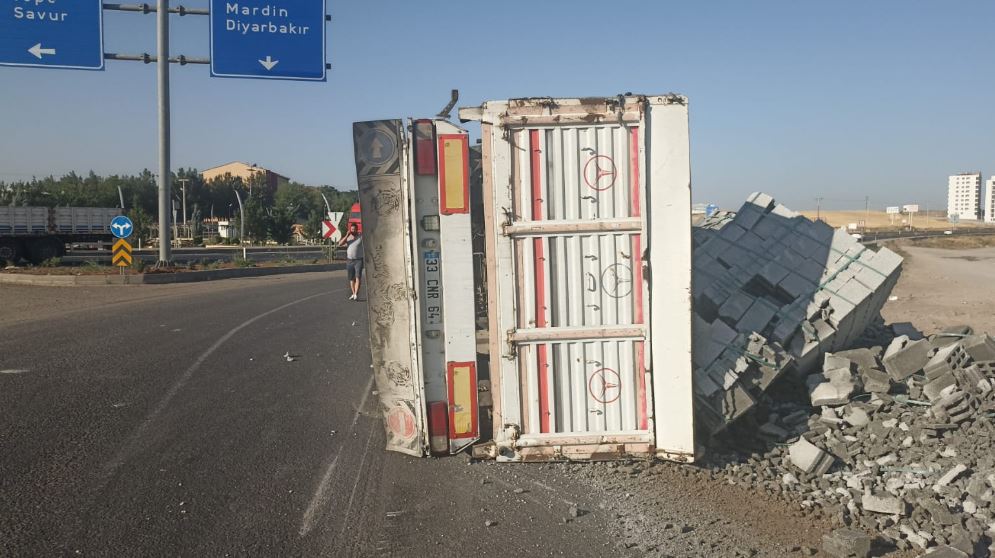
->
<box><xmin>796</xmin><ymin>210</ymin><xmax>995</xmax><ymax>231</ymax></box>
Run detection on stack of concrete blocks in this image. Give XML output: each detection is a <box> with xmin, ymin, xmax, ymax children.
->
<box><xmin>692</xmin><ymin>192</ymin><xmax>904</xmax><ymax>435</ymax></box>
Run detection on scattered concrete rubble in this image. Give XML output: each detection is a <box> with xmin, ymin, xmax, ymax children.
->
<box><xmin>692</xmin><ymin>193</ymin><xmax>904</xmax><ymax>435</ymax></box>
<box><xmin>708</xmin><ymin>324</ymin><xmax>995</xmax><ymax>557</ymax></box>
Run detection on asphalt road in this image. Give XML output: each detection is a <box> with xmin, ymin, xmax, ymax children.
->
<box><xmin>0</xmin><ymin>273</ymin><xmax>624</xmax><ymax>557</ymax></box>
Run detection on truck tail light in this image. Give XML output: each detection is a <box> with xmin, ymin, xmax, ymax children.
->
<box><xmin>413</xmin><ymin>119</ymin><xmax>436</xmax><ymax>176</ymax></box>
<box><xmin>438</xmin><ymin>134</ymin><xmax>469</xmax><ymax>214</ymax></box>
<box><xmin>447</xmin><ymin>361</ymin><xmax>478</xmax><ymax>442</ymax></box>
<box><xmin>427</xmin><ymin>401</ymin><xmax>449</xmax><ymax>455</ymax></box>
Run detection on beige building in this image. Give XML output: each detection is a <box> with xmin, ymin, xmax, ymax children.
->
<box><xmin>201</xmin><ymin>162</ymin><xmax>290</xmax><ymax>190</ymax></box>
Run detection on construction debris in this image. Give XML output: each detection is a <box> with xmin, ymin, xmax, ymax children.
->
<box><xmin>709</xmin><ymin>325</ymin><xmax>995</xmax><ymax>557</ymax></box>
<box><xmin>692</xmin><ymin>193</ymin><xmax>903</xmax><ymax>435</ymax></box>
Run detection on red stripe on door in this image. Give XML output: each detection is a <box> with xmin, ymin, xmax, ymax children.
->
<box><xmin>530</xmin><ymin>129</ymin><xmax>551</xmax><ymax>433</ymax></box>
<box><xmin>630</xmin><ymin>127</ymin><xmax>648</xmax><ymax>430</ymax></box>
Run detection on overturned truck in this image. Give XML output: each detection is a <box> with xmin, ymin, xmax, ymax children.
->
<box><xmin>352</xmin><ymin>95</ymin><xmax>904</xmax><ymax>462</ymax></box>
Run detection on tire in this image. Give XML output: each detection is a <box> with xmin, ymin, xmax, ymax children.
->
<box><xmin>26</xmin><ymin>237</ymin><xmax>64</xmax><ymax>265</ymax></box>
<box><xmin>0</xmin><ymin>238</ymin><xmax>23</xmax><ymax>266</ymax></box>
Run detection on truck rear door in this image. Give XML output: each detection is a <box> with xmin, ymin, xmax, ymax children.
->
<box><xmin>461</xmin><ymin>95</ymin><xmax>695</xmax><ymax>462</ymax></box>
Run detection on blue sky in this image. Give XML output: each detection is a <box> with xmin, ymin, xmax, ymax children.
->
<box><xmin>1</xmin><ymin>0</ymin><xmax>993</xmax><ymax>210</ymax></box>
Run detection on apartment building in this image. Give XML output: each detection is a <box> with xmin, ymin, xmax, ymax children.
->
<box><xmin>948</xmin><ymin>172</ymin><xmax>983</xmax><ymax>221</ymax></box>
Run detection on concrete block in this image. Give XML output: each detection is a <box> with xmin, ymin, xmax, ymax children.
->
<box><xmin>811</xmin><ymin>380</ymin><xmax>855</xmax><ymax>407</ymax></box>
<box><xmin>778</xmin><ymin>272</ymin><xmax>818</xmax><ymax>300</ymax></box>
<box><xmin>746</xmin><ymin>191</ymin><xmax>775</xmax><ymax>210</ymax></box>
<box><xmin>924</xmin><ymin>372</ymin><xmax>958</xmax><ymax>402</ymax></box>
<box><xmin>736</xmin><ymin>298</ymin><xmax>779</xmax><ymax>335</ymax></box>
<box><xmin>718</xmin><ymin>222</ymin><xmax>748</xmax><ymax>243</ymax></box>
<box><xmin>924</xmin><ymin>343</ymin><xmax>972</xmax><ymax>380</ymax></box>
<box><xmin>843</xmin><ymin>407</ymin><xmax>871</xmax><ymax>428</ymax></box>
<box><xmin>750</xmin><ymin>215</ymin><xmax>777</xmax><ymax>238</ymax></box>
<box><xmin>882</xmin><ymin>337</ymin><xmax>930</xmax><ymax>381</ymax></box>
<box><xmin>693</xmin><ymin>317</ymin><xmax>738</xmax><ymax>368</ymax></box>
<box><xmin>934</xmin><ymin>464</ymin><xmax>969</xmax><ymax>492</ymax></box>
<box><xmin>717</xmin><ymin>290</ymin><xmax>756</xmax><ymax>326</ymax></box>
<box><xmin>822</xmin><ymin>528</ymin><xmax>872</xmax><ymax>558</ymax></box>
<box><xmin>757</xmin><ymin>260</ymin><xmax>791</xmax><ymax>289</ymax></box>
<box><xmin>861</xmin><ymin>493</ymin><xmax>908</xmax><ymax>515</ymax></box>
<box><xmin>735</xmin><ymin>204</ymin><xmax>765</xmax><ymax>229</ymax></box>
<box><xmin>769</xmin><ymin>202</ymin><xmax>798</xmax><ymax>219</ymax></box>
<box><xmin>852</xmin><ymin>264</ymin><xmax>889</xmax><ymax>291</ymax></box>
<box><xmin>833</xmin><ymin>347</ymin><xmax>880</xmax><ymax>371</ymax></box>
<box><xmin>962</xmin><ymin>335</ymin><xmax>995</xmax><ymax>362</ymax></box>
<box><xmin>931</xmin><ymin>390</ymin><xmax>975</xmax><ymax>424</ymax></box>
<box><xmin>789</xmin><ymin>436</ymin><xmax>835</xmax><ymax>475</ymax></box>
<box><xmin>860</xmin><ymin>367</ymin><xmax>892</xmax><ymax>393</ymax></box>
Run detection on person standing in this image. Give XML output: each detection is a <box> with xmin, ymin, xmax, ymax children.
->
<box><xmin>338</xmin><ymin>223</ymin><xmax>364</xmax><ymax>300</ymax></box>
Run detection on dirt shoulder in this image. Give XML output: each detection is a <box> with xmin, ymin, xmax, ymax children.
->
<box><xmin>880</xmin><ymin>243</ymin><xmax>995</xmax><ymax>334</ymax></box>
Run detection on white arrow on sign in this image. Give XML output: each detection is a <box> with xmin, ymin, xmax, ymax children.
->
<box><xmin>28</xmin><ymin>43</ymin><xmax>57</xmax><ymax>59</ymax></box>
<box><xmin>258</xmin><ymin>56</ymin><xmax>279</xmax><ymax>71</ymax></box>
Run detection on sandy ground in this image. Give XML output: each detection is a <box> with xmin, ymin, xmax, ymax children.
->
<box><xmin>881</xmin><ymin>243</ymin><xmax>995</xmax><ymax>335</ymax></box>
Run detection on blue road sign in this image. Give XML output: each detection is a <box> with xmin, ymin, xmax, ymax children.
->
<box><xmin>0</xmin><ymin>0</ymin><xmax>103</xmax><ymax>70</ymax></box>
<box><xmin>110</xmin><ymin>216</ymin><xmax>134</xmax><ymax>239</ymax></box>
<box><xmin>210</xmin><ymin>0</ymin><xmax>326</xmax><ymax>81</ymax></box>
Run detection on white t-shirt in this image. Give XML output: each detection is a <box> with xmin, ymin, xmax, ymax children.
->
<box><xmin>345</xmin><ymin>235</ymin><xmax>363</xmax><ymax>260</ymax></box>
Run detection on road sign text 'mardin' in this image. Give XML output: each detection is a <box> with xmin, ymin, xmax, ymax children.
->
<box><xmin>225</xmin><ymin>3</ymin><xmax>310</xmax><ymax>35</ymax></box>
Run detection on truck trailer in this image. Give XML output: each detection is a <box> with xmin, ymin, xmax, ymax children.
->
<box><xmin>0</xmin><ymin>206</ymin><xmax>122</xmax><ymax>265</ymax></box>
<box><xmin>353</xmin><ymin>94</ymin><xmax>695</xmax><ymax>462</ymax></box>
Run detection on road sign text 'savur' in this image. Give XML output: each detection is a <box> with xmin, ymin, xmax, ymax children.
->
<box><xmin>210</xmin><ymin>0</ymin><xmax>326</xmax><ymax>81</ymax></box>
<box><xmin>0</xmin><ymin>0</ymin><xmax>104</xmax><ymax>70</ymax></box>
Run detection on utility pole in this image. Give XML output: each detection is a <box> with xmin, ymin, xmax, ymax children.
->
<box><xmin>156</xmin><ymin>0</ymin><xmax>172</xmax><ymax>266</ymax></box>
<box><xmin>177</xmin><ymin>177</ymin><xmax>190</xmax><ymax>225</ymax></box>
<box><xmin>815</xmin><ymin>197</ymin><xmax>824</xmax><ymax>222</ymax></box>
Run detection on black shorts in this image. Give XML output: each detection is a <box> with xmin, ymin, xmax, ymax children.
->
<box><xmin>347</xmin><ymin>259</ymin><xmax>364</xmax><ymax>281</ymax></box>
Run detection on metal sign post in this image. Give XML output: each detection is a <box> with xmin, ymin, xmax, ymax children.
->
<box><xmin>157</xmin><ymin>0</ymin><xmax>171</xmax><ymax>265</ymax></box>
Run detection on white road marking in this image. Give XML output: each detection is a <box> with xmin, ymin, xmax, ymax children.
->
<box><xmin>0</xmin><ymin>369</ymin><xmax>28</xmax><ymax>374</ymax></box>
<box><xmin>299</xmin><ymin>374</ymin><xmax>375</xmax><ymax>537</ymax></box>
<box><xmin>101</xmin><ymin>289</ymin><xmax>341</xmax><ymax>484</ymax></box>
<box><xmin>332</xmin><ymin>421</ymin><xmax>378</xmax><ymax>543</ymax></box>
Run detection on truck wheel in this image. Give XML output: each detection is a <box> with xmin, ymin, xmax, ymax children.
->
<box><xmin>26</xmin><ymin>237</ymin><xmax>64</xmax><ymax>265</ymax></box>
<box><xmin>0</xmin><ymin>238</ymin><xmax>23</xmax><ymax>266</ymax></box>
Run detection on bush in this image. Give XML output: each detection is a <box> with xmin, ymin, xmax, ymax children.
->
<box><xmin>40</xmin><ymin>257</ymin><xmax>62</xmax><ymax>267</ymax></box>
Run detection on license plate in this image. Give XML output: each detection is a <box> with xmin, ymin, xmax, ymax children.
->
<box><xmin>423</xmin><ymin>250</ymin><xmax>442</xmax><ymax>325</ymax></box>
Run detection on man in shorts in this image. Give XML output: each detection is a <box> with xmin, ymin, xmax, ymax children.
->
<box><xmin>338</xmin><ymin>223</ymin><xmax>364</xmax><ymax>300</ymax></box>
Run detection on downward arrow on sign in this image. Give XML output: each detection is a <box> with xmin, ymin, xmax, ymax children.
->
<box><xmin>259</xmin><ymin>56</ymin><xmax>279</xmax><ymax>70</ymax></box>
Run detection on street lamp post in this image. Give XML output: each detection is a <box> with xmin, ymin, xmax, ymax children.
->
<box><xmin>234</xmin><ymin>190</ymin><xmax>246</xmax><ymax>261</ymax></box>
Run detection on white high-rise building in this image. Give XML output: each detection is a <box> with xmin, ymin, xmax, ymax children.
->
<box><xmin>985</xmin><ymin>176</ymin><xmax>995</xmax><ymax>223</ymax></box>
<box><xmin>948</xmin><ymin>172</ymin><xmax>983</xmax><ymax>221</ymax></box>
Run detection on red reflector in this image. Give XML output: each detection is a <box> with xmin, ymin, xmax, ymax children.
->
<box><xmin>427</xmin><ymin>401</ymin><xmax>449</xmax><ymax>455</ymax></box>
<box><xmin>414</xmin><ymin>119</ymin><xmax>436</xmax><ymax>176</ymax></box>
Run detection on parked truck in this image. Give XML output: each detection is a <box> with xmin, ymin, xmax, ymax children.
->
<box><xmin>0</xmin><ymin>206</ymin><xmax>122</xmax><ymax>265</ymax></box>
<box><xmin>352</xmin><ymin>94</ymin><xmax>694</xmax><ymax>462</ymax></box>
